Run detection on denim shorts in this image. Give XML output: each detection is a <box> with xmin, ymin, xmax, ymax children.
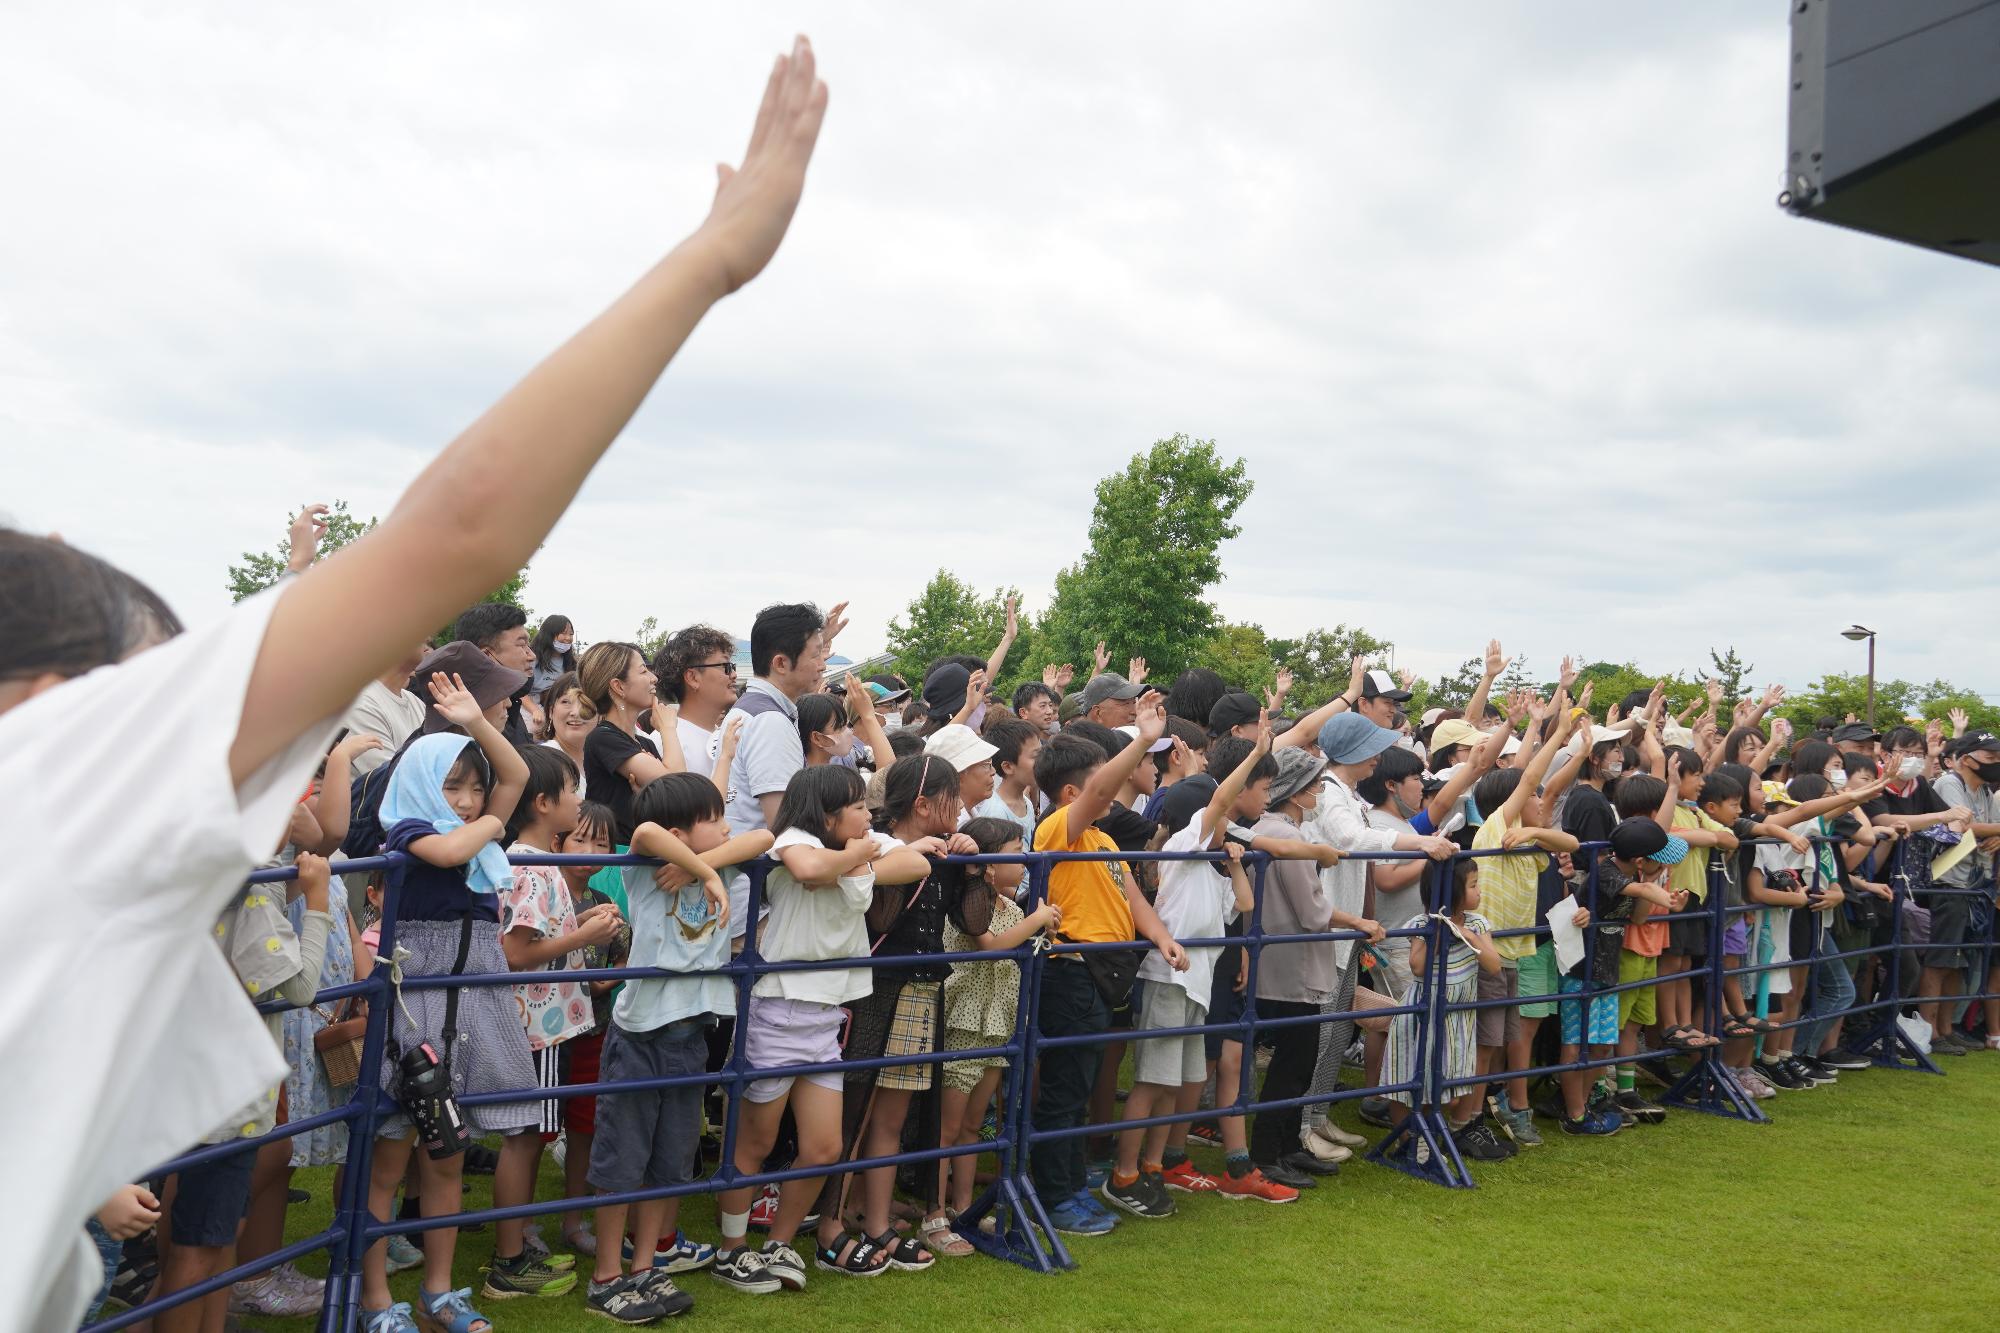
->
<box><xmin>170</xmin><ymin>1148</ymin><xmax>256</xmax><ymax>1247</ymax></box>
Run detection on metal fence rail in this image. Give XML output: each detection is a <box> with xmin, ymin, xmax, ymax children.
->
<box><xmin>87</xmin><ymin>833</ymin><xmax>1998</xmax><ymax>1329</ymax></box>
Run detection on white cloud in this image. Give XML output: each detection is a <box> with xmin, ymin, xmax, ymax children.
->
<box><xmin>4</xmin><ymin>2</ymin><xmax>1996</xmax><ymax>698</ymax></box>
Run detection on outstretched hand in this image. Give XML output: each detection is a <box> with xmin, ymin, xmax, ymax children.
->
<box><xmin>696</xmin><ymin>36</ymin><xmax>830</xmax><ymax>295</ymax></box>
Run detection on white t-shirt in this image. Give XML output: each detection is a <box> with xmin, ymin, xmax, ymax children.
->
<box><xmin>1138</xmin><ymin>813</ymin><xmax>1240</xmax><ymax>1003</ymax></box>
<box><xmin>677</xmin><ymin>716</ymin><xmax>720</xmax><ymax>781</ymax></box>
<box><xmin>753</xmin><ymin>829</ymin><xmax>897</xmax><ymax>1006</ymax></box>
<box><xmin>0</xmin><ymin>586</ymin><xmax>340</xmax><ymax>1333</ymax></box>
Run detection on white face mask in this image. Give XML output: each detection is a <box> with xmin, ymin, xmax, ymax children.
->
<box><xmin>1896</xmin><ymin>757</ymin><xmax>1924</xmax><ymax>780</ymax></box>
<box><xmin>1602</xmin><ymin>761</ymin><xmax>1625</xmax><ymax>779</ymax></box>
<box><xmin>554</xmin><ymin>638</ymin><xmax>573</xmax><ymax>653</ymax></box>
<box><xmin>1827</xmin><ymin>768</ymin><xmax>1849</xmax><ymax>791</ymax></box>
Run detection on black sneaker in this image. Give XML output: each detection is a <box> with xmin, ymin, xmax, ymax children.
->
<box><xmin>1789</xmin><ymin>1056</ymin><xmax>1837</xmax><ymax>1087</ymax></box>
<box><xmin>1614</xmin><ymin>1090</ymin><xmax>1666</xmax><ymax>1125</ymax></box>
<box><xmin>1357</xmin><ymin>1097</ymin><xmax>1394</xmax><ymax>1129</ymax></box>
<box><xmin>758</xmin><ymin>1241</ymin><xmax>807</xmax><ymax>1292</ymax></box>
<box><xmin>1138</xmin><ymin>1172</ymin><xmax>1178</xmax><ymax>1217</ymax></box>
<box><xmin>1755</xmin><ymin>1058</ymin><xmax>1808</xmax><ymax>1091</ymax></box>
<box><xmin>1821</xmin><ymin>1047</ymin><xmax>1870</xmax><ymax>1071</ymax></box>
<box><xmin>709</xmin><ymin>1246</ymin><xmax>782</xmax><ymax>1295</ymax></box>
<box><xmin>1100</xmin><ymin>1174</ymin><xmax>1172</xmax><ymax>1218</ymax></box>
<box><xmin>1279</xmin><ymin>1151</ymin><xmax>1340</xmax><ymax>1178</ymax></box>
<box><xmin>1255</xmin><ymin>1158</ymin><xmax>1319</xmax><ymax>1189</ymax></box>
<box><xmin>632</xmin><ymin>1268</ymin><xmax>694</xmax><ymax>1317</ymax></box>
<box><xmin>586</xmin><ymin>1273</ymin><xmax>672</xmax><ymax>1325</ymax></box>
<box><xmin>1453</xmin><ymin>1122</ymin><xmax>1511</xmax><ymax>1162</ymax></box>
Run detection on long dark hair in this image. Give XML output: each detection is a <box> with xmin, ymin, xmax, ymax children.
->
<box><xmin>876</xmin><ymin>752</ymin><xmax>964</xmax><ymax>832</ymax></box>
<box><xmin>532</xmin><ymin>615</ymin><xmax>575</xmax><ymax>674</ymax></box>
<box><xmin>774</xmin><ymin>765</ymin><xmax>867</xmax><ymax>847</ymax></box>
<box><xmin>1</xmin><ymin>530</ymin><xmax>183</xmax><ymax>682</ymax></box>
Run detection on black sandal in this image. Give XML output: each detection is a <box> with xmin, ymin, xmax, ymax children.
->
<box><xmin>1720</xmin><ymin>1015</ymin><xmax>1759</xmax><ymax>1040</ymax></box>
<box><xmin>814</xmin><ymin>1233</ymin><xmax>888</xmax><ymax>1278</ymax></box>
<box><xmin>873</xmin><ymin>1228</ymin><xmax>935</xmax><ymax>1271</ymax></box>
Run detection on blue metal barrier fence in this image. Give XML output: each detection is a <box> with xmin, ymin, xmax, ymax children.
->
<box><xmin>87</xmin><ymin>834</ymin><xmax>1996</xmax><ymax>1330</ymax></box>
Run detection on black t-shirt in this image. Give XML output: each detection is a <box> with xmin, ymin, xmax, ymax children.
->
<box><xmin>1863</xmin><ymin>779</ymin><xmax>1947</xmax><ymax>822</ymax></box>
<box><xmin>1562</xmin><ymin>784</ymin><xmax>1617</xmax><ymax>849</ymax></box>
<box><xmin>1096</xmin><ymin>801</ymin><xmax>1159</xmax><ymax>854</ymax></box>
<box><xmin>584</xmin><ymin>721</ymin><xmax>660</xmax><ymax>846</ymax></box>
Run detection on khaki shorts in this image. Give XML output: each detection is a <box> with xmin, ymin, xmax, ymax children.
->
<box><xmin>1476</xmin><ymin>964</ymin><xmax>1521</xmax><ymax>1048</ymax></box>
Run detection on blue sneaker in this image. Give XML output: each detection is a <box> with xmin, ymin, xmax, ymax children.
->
<box><xmin>1073</xmin><ymin>1188</ymin><xmax>1119</xmax><ymax>1222</ymax></box>
<box><xmin>1560</xmin><ymin>1108</ymin><xmax>1623</xmax><ymax>1137</ymax></box>
<box><xmin>655</xmin><ymin>1230</ymin><xmax>716</xmax><ymax>1274</ymax></box>
<box><xmin>1084</xmin><ymin>1163</ymin><xmax>1109</xmax><ymax>1191</ymax></box>
<box><xmin>1047</xmin><ymin>1197</ymin><xmax>1116</xmax><ymax>1236</ymax></box>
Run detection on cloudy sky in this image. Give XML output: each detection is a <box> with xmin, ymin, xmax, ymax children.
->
<box><xmin>5</xmin><ymin>3</ymin><xmax>1996</xmax><ymax>696</ymax></box>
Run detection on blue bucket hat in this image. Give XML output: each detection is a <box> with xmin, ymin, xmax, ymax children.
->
<box><xmin>1318</xmin><ymin>711</ymin><xmax>1402</xmax><ymax>766</ymax></box>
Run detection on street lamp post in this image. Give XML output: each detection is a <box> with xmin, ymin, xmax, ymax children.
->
<box><xmin>1842</xmin><ymin>625</ymin><xmax>1876</xmax><ymax>728</ymax></box>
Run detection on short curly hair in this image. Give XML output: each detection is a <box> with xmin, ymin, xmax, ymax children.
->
<box><xmin>654</xmin><ymin>623</ymin><xmax>737</xmax><ymax>703</ymax></box>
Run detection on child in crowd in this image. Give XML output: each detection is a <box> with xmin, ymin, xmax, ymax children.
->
<box><xmin>937</xmin><ymin>818</ymin><xmax>1062</xmax><ymax>1226</ymax></box>
<box><xmin>359</xmin><ymin>675</ymin><xmax>533</xmax><ymax>1333</ymax></box>
<box><xmin>1606</xmin><ymin>771</ymin><xmax>1681</xmax><ymax>1124</ymax></box>
<box><xmin>155</xmin><ymin>852</ymin><xmax>335</xmax><ymax>1333</ymax></box>
<box><xmin>1464</xmin><ymin>697</ymin><xmax>1580</xmax><ymax>1158</ymax></box>
<box><xmin>1142</xmin><ymin>719</ymin><xmax>1208</xmax><ymax>822</ymax></box>
<box><xmin>831</xmin><ymin>755</ymin><xmax>984</xmax><ymax>1262</ymax></box>
<box><xmin>1656</xmin><ymin>749</ymin><xmax>1735</xmax><ymax>1053</ymax></box>
<box><xmin>1380</xmin><ymin>858</ymin><xmax>1499</xmax><ymax>1136</ymax></box>
<box><xmin>712</xmin><ymin>766</ymin><xmax>932</xmax><ymax>1285</ymax></box>
<box><xmin>585</xmin><ymin>774</ymin><xmax>765</xmax><ymax>1323</ymax></box>
<box><xmin>486</xmin><ymin>746</ymin><xmax>620</xmax><ymax>1301</ymax></box>
<box><xmin>1105</xmin><ymin>727</ymin><xmax>1269</xmax><ymax>1218</ymax></box>
<box><xmin>553</xmin><ymin>802</ymin><xmax>630</xmax><ymax>1258</ymax></box>
<box><xmin>972</xmin><ymin>717</ymin><xmax>1043</xmax><ymax>849</ymax></box>
<box><xmin>1031</xmin><ymin>696</ymin><xmax>1188</xmax><ymax>1238</ymax></box>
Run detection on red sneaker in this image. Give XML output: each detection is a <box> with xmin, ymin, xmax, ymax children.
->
<box><xmin>1185</xmin><ymin>1121</ymin><xmax>1225</xmax><ymax>1147</ymax></box>
<box><xmin>1159</xmin><ymin>1160</ymin><xmax>1220</xmax><ymax>1194</ymax></box>
<box><xmin>747</xmin><ymin>1184</ymin><xmax>780</xmax><ymax>1230</ymax></box>
<box><xmin>1215</xmin><ymin>1168</ymin><xmax>1298</xmax><ymax>1205</ymax></box>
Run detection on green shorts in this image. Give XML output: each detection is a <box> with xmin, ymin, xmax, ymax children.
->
<box><xmin>1517</xmin><ymin>940</ymin><xmax>1561</xmax><ymax>1020</ymax></box>
<box><xmin>1617</xmin><ymin>951</ymin><xmax>1659</xmax><ymax>1029</ymax></box>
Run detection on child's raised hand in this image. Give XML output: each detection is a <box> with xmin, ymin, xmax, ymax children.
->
<box><xmin>96</xmin><ymin>1183</ymin><xmax>162</xmax><ymax>1241</ymax></box>
<box><xmin>1093</xmin><ymin>641</ymin><xmax>1112</xmax><ymax>676</ymax></box>
<box><xmin>334</xmin><ymin>731</ymin><xmax>385</xmax><ymax>761</ymax></box>
<box><xmin>1127</xmin><ymin>656</ymin><xmax>1148</xmax><ymax>686</ymax></box>
<box><xmin>720</xmin><ymin>713</ymin><xmax>745</xmax><ymax>750</ymax></box>
<box><xmin>842</xmin><ymin>672</ymin><xmax>869</xmax><ymax>721</ymax></box>
<box><xmin>427</xmin><ymin>671</ymin><xmax>486</xmax><ymax>729</ymax></box>
<box><xmin>294</xmin><ymin>852</ymin><xmax>331</xmax><ymax>912</ymax></box>
<box><xmin>696</xmin><ymin>36</ymin><xmax>829</xmax><ymax>296</ymax></box>
<box><xmin>1252</xmin><ymin>709</ymin><xmax>1273</xmax><ymax>754</ymax></box>
<box><xmin>964</xmin><ymin>668</ymin><xmax>989</xmax><ymax>712</ymax></box>
<box><xmin>1135</xmin><ymin>690</ymin><xmax>1168</xmax><ymax>745</ymax></box>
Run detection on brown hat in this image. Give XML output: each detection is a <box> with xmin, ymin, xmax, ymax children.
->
<box><xmin>410</xmin><ymin>641</ymin><xmax>528</xmax><ymax>734</ymax></box>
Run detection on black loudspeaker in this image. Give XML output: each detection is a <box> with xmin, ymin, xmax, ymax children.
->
<box><xmin>1781</xmin><ymin>0</ymin><xmax>2000</xmax><ymax>266</ymax></box>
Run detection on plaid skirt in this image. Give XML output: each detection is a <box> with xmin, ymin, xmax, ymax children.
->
<box><xmin>374</xmin><ymin>918</ymin><xmax>540</xmax><ymax>1139</ymax></box>
<box><xmin>877</xmin><ymin>981</ymin><xmax>943</xmax><ymax>1092</ymax></box>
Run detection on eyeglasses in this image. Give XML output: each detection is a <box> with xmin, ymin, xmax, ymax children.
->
<box><xmin>692</xmin><ymin>661</ymin><xmax>738</xmax><ymax>676</ymax></box>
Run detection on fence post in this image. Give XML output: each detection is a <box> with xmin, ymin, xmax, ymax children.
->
<box><xmin>323</xmin><ymin>861</ymin><xmax>402</xmax><ymax>1333</ymax></box>
<box><xmin>1368</xmin><ymin>854</ymin><xmax>1472</xmax><ymax>1187</ymax></box>
<box><xmin>959</xmin><ymin>852</ymin><xmax>1062</xmax><ymax>1271</ymax></box>
<box><xmin>1235</xmin><ymin>854</ymin><xmax>1268</xmax><ymax>1112</ymax></box>
<box><xmin>1662</xmin><ymin>851</ymin><xmax>1766</xmax><ymax>1121</ymax></box>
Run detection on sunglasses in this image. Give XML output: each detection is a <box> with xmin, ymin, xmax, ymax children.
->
<box><xmin>691</xmin><ymin>661</ymin><xmax>738</xmax><ymax>676</ymax></box>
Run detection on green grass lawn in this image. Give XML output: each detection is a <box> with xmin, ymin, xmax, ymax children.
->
<box><xmin>250</xmin><ymin>1057</ymin><xmax>2000</xmax><ymax>1332</ymax></box>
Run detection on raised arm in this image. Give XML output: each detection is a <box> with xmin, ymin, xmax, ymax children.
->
<box><xmin>229</xmin><ymin>39</ymin><xmax>829</xmax><ymax>786</ymax></box>
<box><xmin>1463</xmin><ymin>639</ymin><xmax>1505</xmax><ymax>725</ymax></box>
<box><xmin>1203</xmin><ymin>712</ymin><xmax>1272</xmax><ymax>844</ymax></box>
<box><xmin>1500</xmin><ymin>685</ymin><xmax>1572</xmax><ymax>824</ymax></box>
<box><xmin>983</xmin><ymin>595</ymin><xmax>1019</xmax><ymax>686</ymax></box>
<box><xmin>1064</xmin><ymin>689</ymin><xmax>1165</xmax><ymax>842</ymax></box>
<box><xmin>844</xmin><ymin>673</ymin><xmax>895</xmax><ymax>769</ymax></box>
<box><xmin>428</xmin><ymin>671</ymin><xmax>528</xmax><ymax>828</ymax></box>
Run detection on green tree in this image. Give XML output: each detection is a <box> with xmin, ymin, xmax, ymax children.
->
<box><xmin>1698</xmin><ymin>646</ymin><xmax>1753</xmax><ymax>705</ymax></box>
<box><xmin>630</xmin><ymin>616</ymin><xmax>673</xmax><ymax>662</ymax></box>
<box><xmin>1038</xmin><ymin>436</ymin><xmax>1252</xmax><ymax>677</ymax></box>
<box><xmin>883</xmin><ymin>571</ymin><xmax>1034</xmax><ymax>691</ymax></box>
<box><xmin>1270</xmin><ymin>625</ymin><xmax>1394</xmax><ymax>713</ymax></box>
<box><xmin>1194</xmin><ymin>622</ymin><xmax>1277</xmax><ymax>697</ymax></box>
<box><xmin>431</xmin><ymin>562</ymin><xmax>536</xmax><ymax>646</ymax></box>
<box><xmin>1776</xmin><ymin>672</ymin><xmax>1915</xmax><ymax>734</ymax></box>
<box><xmin>1908</xmin><ymin>681</ymin><xmax>2000</xmax><ymax>733</ymax></box>
<box><xmin>226</xmin><ymin>499</ymin><xmax>375</xmax><ymax>602</ymax></box>
<box><xmin>1425</xmin><ymin>658</ymin><xmax>1485</xmax><ymax>711</ymax></box>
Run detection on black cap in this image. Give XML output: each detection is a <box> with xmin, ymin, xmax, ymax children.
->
<box><xmin>1949</xmin><ymin>729</ymin><xmax>2000</xmax><ymax>757</ymax></box>
<box><xmin>922</xmin><ymin>663</ymin><xmax>970</xmax><ymax>719</ymax></box>
<box><xmin>1609</xmin><ymin>817</ymin><xmax>1668</xmax><ymax>862</ymax></box>
<box><xmin>1831</xmin><ymin>722</ymin><xmax>1881</xmax><ymax>744</ymax></box>
<box><xmin>1207</xmin><ymin>691</ymin><xmax>1261</xmax><ymax>736</ymax></box>
<box><xmin>1360</xmin><ymin>669</ymin><xmax>1413</xmax><ymax>703</ymax></box>
<box><xmin>1155</xmin><ymin>775</ymin><xmax>1219</xmax><ymax>838</ymax></box>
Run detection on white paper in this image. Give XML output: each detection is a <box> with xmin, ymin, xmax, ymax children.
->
<box><xmin>1546</xmin><ymin>893</ymin><xmax>1585</xmax><ymax>974</ymax></box>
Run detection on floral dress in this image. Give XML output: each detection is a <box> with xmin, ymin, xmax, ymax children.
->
<box><xmin>282</xmin><ymin>883</ymin><xmax>354</xmax><ymax>1167</ymax></box>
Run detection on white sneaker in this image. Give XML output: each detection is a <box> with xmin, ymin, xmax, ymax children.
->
<box><xmin>1306</xmin><ymin>1121</ymin><xmax>1364</xmax><ymax>1153</ymax></box>
<box><xmin>549</xmin><ymin>1132</ymin><xmax>567</xmax><ymax>1170</ymax></box>
<box><xmin>1298</xmin><ymin>1127</ymin><xmax>1352</xmax><ymax>1163</ymax></box>
<box><xmin>229</xmin><ymin>1271</ymin><xmax>320</xmax><ymax>1318</ymax></box>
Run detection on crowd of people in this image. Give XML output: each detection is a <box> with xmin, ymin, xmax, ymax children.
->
<box><xmin>89</xmin><ymin>535</ymin><xmax>2000</xmax><ymax>1330</ymax></box>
